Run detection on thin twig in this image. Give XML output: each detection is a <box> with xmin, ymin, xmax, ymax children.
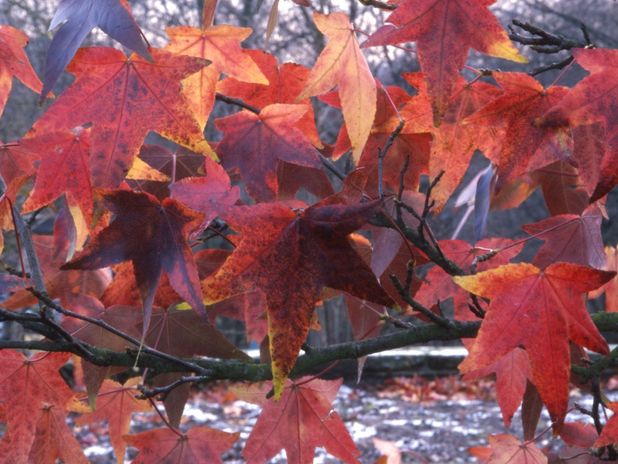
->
<box><xmin>215</xmin><ymin>93</ymin><xmax>260</xmax><ymax>114</ymax></box>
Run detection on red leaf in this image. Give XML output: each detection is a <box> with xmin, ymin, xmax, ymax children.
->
<box><xmin>473</xmin><ymin>434</ymin><xmax>547</xmax><ymax>464</ymax></box>
<box><xmin>0</xmin><ymin>25</ymin><xmax>42</xmax><ymax>116</ymax></box>
<box><xmin>33</xmin><ymin>48</ymin><xmax>214</xmax><ymax>188</ymax></box>
<box><xmin>124</xmin><ymin>426</ymin><xmax>239</xmax><ymax>464</ymax></box>
<box><xmin>466</xmin><ymin>73</ymin><xmax>570</xmax><ymax>186</ymax></box>
<box><xmin>215</xmin><ymin>103</ymin><xmax>322</xmax><ymax>201</ymax></box>
<box><xmin>0</xmin><ymin>351</ymin><xmax>75</xmax><ymax>461</ymax></box>
<box><xmin>363</xmin><ymin>0</ymin><xmax>524</xmax><ymax>119</ymax></box>
<box><xmin>218</xmin><ymin>49</ymin><xmax>322</xmax><ymax>147</ymax></box>
<box><xmin>463</xmin><ymin>347</ymin><xmax>531</xmax><ymax>427</ymax></box>
<box><xmin>43</xmin><ymin>0</ymin><xmax>150</xmax><ymax>97</ymax></box>
<box><xmin>61</xmin><ymin>190</ymin><xmax>206</xmax><ymax>334</ymax></box>
<box><xmin>24</xmin><ymin>404</ymin><xmax>88</xmax><ymax>464</ymax></box>
<box><xmin>203</xmin><ymin>198</ymin><xmax>395</xmax><ymax>397</ymax></box>
<box><xmin>522</xmin><ymin>206</ymin><xmax>606</xmax><ymax>269</ymax></box>
<box><xmin>22</xmin><ymin>130</ymin><xmax>94</xmax><ymax>224</ymax></box>
<box><xmin>546</xmin><ymin>48</ymin><xmax>618</xmax><ymax>129</ymax></box>
<box><xmin>76</xmin><ymin>379</ymin><xmax>151</xmax><ymax>462</ymax></box>
<box><xmin>236</xmin><ymin>377</ymin><xmax>360</xmax><ymax>464</ymax></box>
<box><xmin>455</xmin><ymin>263</ymin><xmax>613</xmax><ymax>422</ymax></box>
<box><xmin>170</xmin><ymin>157</ymin><xmax>240</xmax><ymax>227</ymax></box>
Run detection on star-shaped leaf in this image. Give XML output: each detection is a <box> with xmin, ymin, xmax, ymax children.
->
<box><xmin>363</xmin><ymin>0</ymin><xmax>525</xmax><ymax>119</ymax></box>
<box><xmin>76</xmin><ymin>379</ymin><xmax>151</xmax><ymax>463</ymax></box>
<box><xmin>203</xmin><ymin>198</ymin><xmax>395</xmax><ymax>397</ymax></box>
<box><xmin>62</xmin><ymin>190</ymin><xmax>206</xmax><ymax>335</ymax></box>
<box><xmin>22</xmin><ymin>130</ymin><xmax>93</xmax><ymax>224</ymax></box>
<box><xmin>297</xmin><ymin>12</ymin><xmax>376</xmax><ymax>160</ymax></box>
<box><xmin>465</xmin><ymin>73</ymin><xmax>570</xmax><ymax>186</ymax></box>
<box><xmin>43</xmin><ymin>0</ymin><xmax>150</xmax><ymax>97</ymax></box>
<box><xmin>218</xmin><ymin>49</ymin><xmax>321</xmax><ymax>147</ymax></box>
<box><xmin>124</xmin><ymin>426</ymin><xmax>239</xmax><ymax>464</ymax></box>
<box><xmin>455</xmin><ymin>262</ymin><xmax>614</xmax><ymax>421</ymax></box>
<box><xmin>235</xmin><ymin>377</ymin><xmax>360</xmax><ymax>464</ymax></box>
<box><xmin>215</xmin><ymin>103</ymin><xmax>322</xmax><ymax>201</ymax></box>
<box><xmin>0</xmin><ymin>351</ymin><xmax>75</xmax><ymax>461</ymax></box>
<box><xmin>522</xmin><ymin>206</ymin><xmax>606</xmax><ymax>269</ymax></box>
<box><xmin>546</xmin><ymin>48</ymin><xmax>618</xmax><ymax>130</ymax></box>
<box><xmin>33</xmin><ymin>48</ymin><xmax>214</xmax><ymax>188</ymax></box>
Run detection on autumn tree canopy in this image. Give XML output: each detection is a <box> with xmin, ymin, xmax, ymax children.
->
<box><xmin>1</xmin><ymin>0</ymin><xmax>618</xmax><ymax>462</ymax></box>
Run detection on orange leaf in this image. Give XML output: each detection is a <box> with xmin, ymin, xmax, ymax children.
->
<box><xmin>297</xmin><ymin>12</ymin><xmax>376</xmax><ymax>161</ymax></box>
<box><xmin>32</xmin><ymin>48</ymin><xmax>214</xmax><ymax>188</ymax></box>
<box><xmin>165</xmin><ymin>24</ymin><xmax>267</xmax><ymax>129</ymax></box>
<box><xmin>124</xmin><ymin>426</ymin><xmax>239</xmax><ymax>464</ymax></box>
<box><xmin>363</xmin><ymin>0</ymin><xmax>525</xmax><ymax>120</ymax></box>
<box><xmin>455</xmin><ymin>262</ymin><xmax>614</xmax><ymax>422</ymax></box>
<box><xmin>235</xmin><ymin>377</ymin><xmax>360</xmax><ymax>463</ymax></box>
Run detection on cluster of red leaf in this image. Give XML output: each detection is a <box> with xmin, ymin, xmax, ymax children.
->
<box><xmin>1</xmin><ymin>0</ymin><xmax>618</xmax><ymax>462</ymax></box>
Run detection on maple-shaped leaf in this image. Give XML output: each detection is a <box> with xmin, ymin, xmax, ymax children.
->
<box><xmin>465</xmin><ymin>73</ymin><xmax>570</xmax><ymax>186</ymax></box>
<box><xmin>165</xmin><ymin>25</ymin><xmax>267</xmax><ymax>128</ymax></box>
<box><xmin>0</xmin><ymin>351</ymin><xmax>75</xmax><ymax>461</ymax></box>
<box><xmin>215</xmin><ymin>103</ymin><xmax>322</xmax><ymax>201</ymax></box>
<box><xmin>0</xmin><ymin>25</ymin><xmax>42</xmax><ymax>117</ymax></box>
<box><xmin>170</xmin><ymin>157</ymin><xmax>240</xmax><ymax>228</ymax></box>
<box><xmin>21</xmin><ymin>130</ymin><xmax>93</xmax><ymax>224</ymax></box>
<box><xmin>61</xmin><ymin>190</ymin><xmax>207</xmax><ymax>334</ymax></box>
<box><xmin>203</xmin><ymin>199</ymin><xmax>395</xmax><ymax>397</ymax></box>
<box><xmin>124</xmin><ymin>426</ymin><xmax>239</xmax><ymax>464</ymax></box>
<box><xmin>166</xmin><ymin>25</ymin><xmax>267</xmax><ymax>84</ymax></box>
<box><xmin>546</xmin><ymin>48</ymin><xmax>618</xmax><ymax>130</ymax></box>
<box><xmin>455</xmin><ymin>262</ymin><xmax>614</xmax><ymax>421</ymax></box>
<box><xmin>463</xmin><ymin>347</ymin><xmax>531</xmax><ymax>427</ymax></box>
<box><xmin>32</xmin><ymin>47</ymin><xmax>214</xmax><ymax>188</ymax></box>
<box><xmin>363</xmin><ymin>0</ymin><xmax>524</xmax><ymax>120</ymax></box>
<box><xmin>76</xmin><ymin>379</ymin><xmax>151</xmax><ymax>463</ymax></box>
<box><xmin>235</xmin><ymin>377</ymin><xmax>360</xmax><ymax>463</ymax></box>
<box><xmin>217</xmin><ymin>49</ymin><xmax>322</xmax><ymax>147</ymax></box>
<box><xmin>22</xmin><ymin>404</ymin><xmax>88</xmax><ymax>464</ymax></box>
<box><xmin>470</xmin><ymin>434</ymin><xmax>547</xmax><ymax>464</ymax></box>
<box><xmin>43</xmin><ymin>0</ymin><xmax>150</xmax><ymax>97</ymax></box>
<box><xmin>522</xmin><ymin>206</ymin><xmax>606</xmax><ymax>269</ymax></box>
<box><xmin>297</xmin><ymin>12</ymin><xmax>376</xmax><ymax>160</ymax></box>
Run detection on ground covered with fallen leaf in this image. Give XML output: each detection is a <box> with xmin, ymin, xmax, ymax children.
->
<box><xmin>74</xmin><ymin>374</ymin><xmax>606</xmax><ymax>463</ymax></box>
